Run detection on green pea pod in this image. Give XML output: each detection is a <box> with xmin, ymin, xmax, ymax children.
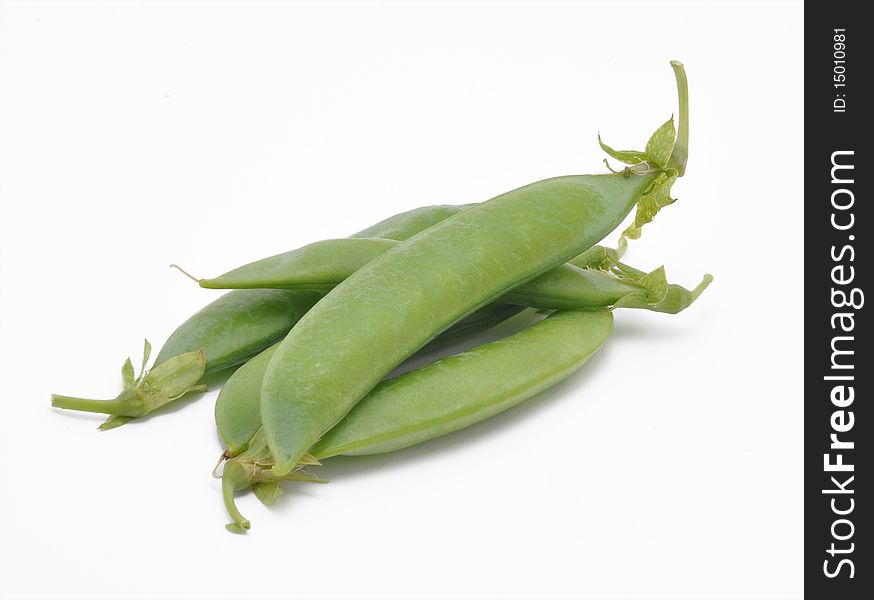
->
<box><xmin>200</xmin><ymin>234</ymin><xmax>711</xmax><ymax>311</ymax></box>
<box><xmin>262</xmin><ymin>62</ymin><xmax>690</xmax><ymax>475</ymax></box>
<box><xmin>196</xmin><ymin>237</ymin><xmax>713</xmax><ymax>313</ymax></box>
<box><xmin>220</xmin><ymin>309</ymin><xmax>613</xmax><ymax>532</ymax></box>
<box><xmin>154</xmin><ymin>289</ymin><xmax>323</xmax><ymax>373</ymax></box>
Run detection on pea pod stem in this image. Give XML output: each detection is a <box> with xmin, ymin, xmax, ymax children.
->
<box><xmin>222</xmin><ymin>461</ymin><xmax>251</xmax><ymax>534</ymax></box>
<box><xmin>668</xmin><ymin>60</ymin><xmax>689</xmax><ymax>176</ymax></box>
<box><xmin>220</xmin><ymin>430</ymin><xmax>325</xmax><ymax>533</ymax></box>
<box><xmin>51</xmin><ymin>348</ymin><xmax>207</xmax><ymax>426</ymax></box>
<box><xmin>51</xmin><ymin>389</ymin><xmax>140</xmax><ymax>415</ymax></box>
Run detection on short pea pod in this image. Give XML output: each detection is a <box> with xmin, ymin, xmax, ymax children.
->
<box><xmin>220</xmin><ymin>309</ymin><xmax>612</xmax><ymax>532</ymax></box>
<box><xmin>262</xmin><ymin>63</ymin><xmax>689</xmax><ymax>475</ymax></box>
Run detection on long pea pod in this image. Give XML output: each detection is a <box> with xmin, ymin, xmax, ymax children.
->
<box><xmin>197</xmin><ymin>236</ymin><xmax>711</xmax><ymax>313</ymax></box>
<box><xmin>261</xmin><ymin>62</ymin><xmax>690</xmax><ymax>475</ymax></box>
<box><xmin>220</xmin><ymin>309</ymin><xmax>613</xmax><ymax>532</ymax></box>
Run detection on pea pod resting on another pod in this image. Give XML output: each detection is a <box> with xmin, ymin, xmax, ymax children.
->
<box><xmin>197</xmin><ymin>237</ymin><xmax>710</xmax><ymax>313</ymax></box>
<box><xmin>48</xmin><ymin>203</ymin><xmax>473</xmax><ymax>429</ymax></box>
<box><xmin>215</xmin><ymin>252</ymin><xmax>709</xmax><ymax>457</ymax></box>
<box><xmin>261</xmin><ymin>62</ymin><xmax>690</xmax><ymax>475</ymax></box>
<box><xmin>221</xmin><ymin>309</ymin><xmax>613</xmax><ymax>532</ymax></box>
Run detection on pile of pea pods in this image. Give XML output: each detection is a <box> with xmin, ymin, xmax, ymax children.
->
<box><xmin>52</xmin><ymin>61</ymin><xmax>711</xmax><ymax>533</ymax></box>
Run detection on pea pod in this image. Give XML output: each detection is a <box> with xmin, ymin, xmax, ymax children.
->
<box><xmin>154</xmin><ymin>289</ymin><xmax>324</xmax><ymax>373</ymax></box>
<box><xmin>261</xmin><ymin>62</ymin><xmax>690</xmax><ymax>475</ymax></box>
<box><xmin>197</xmin><ymin>236</ymin><xmax>711</xmax><ymax>313</ymax></box>
<box><xmin>221</xmin><ymin>309</ymin><xmax>613</xmax><ymax>532</ymax></box>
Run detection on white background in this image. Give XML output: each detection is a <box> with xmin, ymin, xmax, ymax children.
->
<box><xmin>0</xmin><ymin>1</ymin><xmax>803</xmax><ymax>599</ymax></box>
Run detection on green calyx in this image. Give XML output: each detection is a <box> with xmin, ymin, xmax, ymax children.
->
<box><xmin>598</xmin><ymin>60</ymin><xmax>689</xmax><ymax>242</ymax></box>
<box><xmin>220</xmin><ymin>428</ymin><xmax>324</xmax><ymax>534</ymax></box>
<box><xmin>50</xmin><ymin>340</ymin><xmax>208</xmax><ymax>430</ymax></box>
<box><xmin>570</xmin><ymin>243</ymin><xmax>712</xmax><ymax>314</ymax></box>
<box><xmin>610</xmin><ymin>265</ymin><xmax>713</xmax><ymax>314</ymax></box>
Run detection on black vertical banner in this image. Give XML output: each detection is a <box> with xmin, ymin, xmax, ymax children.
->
<box><xmin>805</xmin><ymin>3</ymin><xmax>870</xmax><ymax>598</ymax></box>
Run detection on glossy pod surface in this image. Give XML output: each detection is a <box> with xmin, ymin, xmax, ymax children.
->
<box><xmin>216</xmin><ymin>303</ymin><xmax>525</xmax><ymax>455</ymax></box>
<box><xmin>154</xmin><ymin>289</ymin><xmax>323</xmax><ymax>374</ymax></box>
<box><xmin>262</xmin><ymin>172</ymin><xmax>658</xmax><ymax>474</ymax></box>
<box><xmin>311</xmin><ymin>309</ymin><xmax>612</xmax><ymax>457</ymax></box>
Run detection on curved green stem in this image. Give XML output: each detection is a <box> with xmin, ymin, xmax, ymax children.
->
<box><xmin>645</xmin><ymin>273</ymin><xmax>713</xmax><ymax>314</ymax></box>
<box><xmin>217</xmin><ymin>429</ymin><xmax>327</xmax><ymax>532</ymax></box>
<box><xmin>222</xmin><ymin>461</ymin><xmax>251</xmax><ymax>534</ymax></box>
<box><xmin>668</xmin><ymin>60</ymin><xmax>689</xmax><ymax>176</ymax></box>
